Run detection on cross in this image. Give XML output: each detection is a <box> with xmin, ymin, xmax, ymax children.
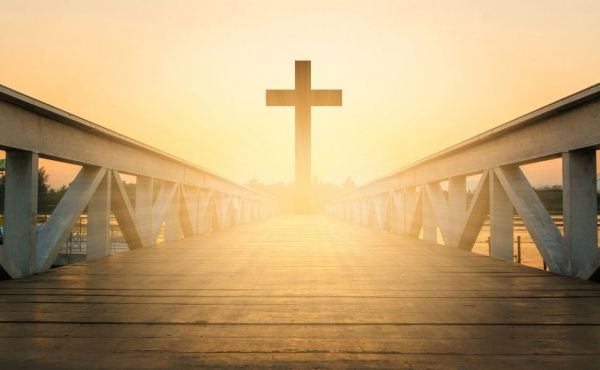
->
<box><xmin>266</xmin><ymin>60</ymin><xmax>342</xmax><ymax>212</ymax></box>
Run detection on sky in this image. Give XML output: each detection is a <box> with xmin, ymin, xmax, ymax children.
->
<box><xmin>1</xmin><ymin>0</ymin><xmax>600</xmax><ymax>188</ymax></box>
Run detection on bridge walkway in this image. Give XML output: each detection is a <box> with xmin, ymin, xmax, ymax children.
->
<box><xmin>1</xmin><ymin>215</ymin><xmax>600</xmax><ymax>369</ymax></box>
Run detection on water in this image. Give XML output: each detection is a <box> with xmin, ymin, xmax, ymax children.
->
<box><xmin>4</xmin><ymin>214</ymin><xmax>599</xmax><ymax>271</ymax></box>
<box><xmin>469</xmin><ymin>215</ymin><xmax>600</xmax><ymax>270</ymax></box>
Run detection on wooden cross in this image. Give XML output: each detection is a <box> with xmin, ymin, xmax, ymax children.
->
<box><xmin>266</xmin><ymin>60</ymin><xmax>342</xmax><ymax>212</ymax></box>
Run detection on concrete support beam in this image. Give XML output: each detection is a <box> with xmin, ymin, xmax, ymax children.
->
<box><xmin>197</xmin><ymin>191</ymin><xmax>212</xmax><ymax>234</ymax></box>
<box><xmin>493</xmin><ymin>166</ymin><xmax>569</xmax><ymax>275</ymax></box>
<box><xmin>37</xmin><ymin>166</ymin><xmax>106</xmax><ymax>272</ymax></box>
<box><xmin>562</xmin><ymin>149</ymin><xmax>600</xmax><ymax>279</ymax></box>
<box><xmin>448</xmin><ymin>176</ymin><xmax>467</xmax><ymax>246</ymax></box>
<box><xmin>87</xmin><ymin>171</ymin><xmax>112</xmax><ymax>261</ymax></box>
<box><xmin>456</xmin><ymin>171</ymin><xmax>490</xmax><ymax>250</ymax></box>
<box><xmin>135</xmin><ymin>176</ymin><xmax>154</xmax><ymax>247</ymax></box>
<box><xmin>0</xmin><ymin>87</ymin><xmax>276</xmax><ymax>278</ymax></box>
<box><xmin>406</xmin><ymin>187</ymin><xmax>422</xmax><ymax>238</ymax></box>
<box><xmin>111</xmin><ymin>171</ymin><xmax>144</xmax><ymax>251</ymax></box>
<box><xmin>213</xmin><ymin>193</ymin><xmax>231</xmax><ymax>230</ymax></box>
<box><xmin>489</xmin><ymin>171</ymin><xmax>514</xmax><ymax>261</ymax></box>
<box><xmin>373</xmin><ymin>193</ymin><xmax>389</xmax><ymax>230</ymax></box>
<box><xmin>165</xmin><ymin>188</ymin><xmax>181</xmax><ymax>242</ymax></box>
<box><xmin>179</xmin><ymin>185</ymin><xmax>198</xmax><ymax>237</ymax></box>
<box><xmin>391</xmin><ymin>190</ymin><xmax>406</xmax><ymax>235</ymax></box>
<box><xmin>1</xmin><ymin>151</ymin><xmax>38</xmax><ymax>278</ymax></box>
<box><xmin>329</xmin><ymin>84</ymin><xmax>600</xmax><ymax>199</ymax></box>
<box><xmin>422</xmin><ymin>191</ymin><xmax>437</xmax><ymax>243</ymax></box>
<box><xmin>325</xmin><ymin>85</ymin><xmax>600</xmax><ymax>282</ymax></box>
<box><xmin>425</xmin><ymin>182</ymin><xmax>450</xmax><ymax>245</ymax></box>
<box><xmin>0</xmin><ymin>92</ymin><xmax>273</xmax><ymax>202</ymax></box>
<box><xmin>151</xmin><ymin>182</ymin><xmax>177</xmax><ymax>242</ymax></box>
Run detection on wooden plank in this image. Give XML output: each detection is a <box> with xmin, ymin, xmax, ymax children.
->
<box><xmin>0</xmin><ymin>215</ymin><xmax>599</xmax><ymax>369</ymax></box>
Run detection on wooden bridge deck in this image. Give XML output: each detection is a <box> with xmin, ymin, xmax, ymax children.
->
<box><xmin>1</xmin><ymin>215</ymin><xmax>600</xmax><ymax>369</ymax></box>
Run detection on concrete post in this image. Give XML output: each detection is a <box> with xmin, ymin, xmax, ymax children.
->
<box><xmin>490</xmin><ymin>171</ymin><xmax>514</xmax><ymax>261</ymax></box>
<box><xmin>179</xmin><ymin>185</ymin><xmax>199</xmax><ymax>236</ymax></box>
<box><xmin>405</xmin><ymin>186</ymin><xmax>422</xmax><ymax>238</ymax></box>
<box><xmin>196</xmin><ymin>190</ymin><xmax>211</xmax><ymax>233</ymax></box>
<box><xmin>448</xmin><ymin>176</ymin><xmax>467</xmax><ymax>246</ymax></box>
<box><xmin>391</xmin><ymin>190</ymin><xmax>406</xmax><ymax>235</ymax></box>
<box><xmin>422</xmin><ymin>191</ymin><xmax>437</xmax><ymax>243</ymax></box>
<box><xmin>164</xmin><ymin>188</ymin><xmax>180</xmax><ymax>241</ymax></box>
<box><xmin>563</xmin><ymin>149</ymin><xmax>598</xmax><ymax>276</ymax></box>
<box><xmin>3</xmin><ymin>150</ymin><xmax>38</xmax><ymax>278</ymax></box>
<box><xmin>87</xmin><ymin>172</ymin><xmax>111</xmax><ymax>261</ymax></box>
<box><xmin>135</xmin><ymin>176</ymin><xmax>154</xmax><ymax>246</ymax></box>
<box><xmin>189</xmin><ymin>186</ymin><xmax>200</xmax><ymax>233</ymax></box>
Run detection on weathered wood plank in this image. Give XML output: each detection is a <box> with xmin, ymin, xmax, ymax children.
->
<box><xmin>0</xmin><ymin>215</ymin><xmax>599</xmax><ymax>369</ymax></box>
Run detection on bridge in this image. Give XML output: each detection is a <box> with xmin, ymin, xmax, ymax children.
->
<box><xmin>0</xmin><ymin>83</ymin><xmax>600</xmax><ymax>368</ymax></box>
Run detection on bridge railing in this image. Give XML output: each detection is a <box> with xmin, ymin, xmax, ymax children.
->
<box><xmin>326</xmin><ymin>83</ymin><xmax>600</xmax><ymax>281</ymax></box>
<box><xmin>0</xmin><ymin>85</ymin><xmax>279</xmax><ymax>278</ymax></box>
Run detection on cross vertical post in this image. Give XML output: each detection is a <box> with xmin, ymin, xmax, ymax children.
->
<box><xmin>266</xmin><ymin>60</ymin><xmax>342</xmax><ymax>212</ymax></box>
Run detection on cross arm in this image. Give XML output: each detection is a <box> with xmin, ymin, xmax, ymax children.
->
<box><xmin>311</xmin><ymin>90</ymin><xmax>342</xmax><ymax>106</ymax></box>
<box><xmin>266</xmin><ymin>90</ymin><xmax>295</xmax><ymax>106</ymax></box>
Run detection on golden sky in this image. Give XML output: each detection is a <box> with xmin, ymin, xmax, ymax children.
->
<box><xmin>1</xmin><ymin>0</ymin><xmax>600</xmax><ymax>188</ymax></box>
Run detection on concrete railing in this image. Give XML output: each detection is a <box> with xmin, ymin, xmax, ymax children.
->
<box><xmin>326</xmin><ymin>83</ymin><xmax>600</xmax><ymax>281</ymax></box>
<box><xmin>0</xmin><ymin>85</ymin><xmax>279</xmax><ymax>278</ymax></box>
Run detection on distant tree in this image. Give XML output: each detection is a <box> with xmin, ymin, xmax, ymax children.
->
<box><xmin>40</xmin><ymin>185</ymin><xmax>69</xmax><ymax>215</ymax></box>
<box><xmin>0</xmin><ymin>167</ymin><xmax>54</xmax><ymax>214</ymax></box>
<box><xmin>38</xmin><ymin>167</ymin><xmax>50</xmax><ymax>197</ymax></box>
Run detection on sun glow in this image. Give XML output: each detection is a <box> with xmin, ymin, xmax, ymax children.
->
<box><xmin>1</xmin><ymin>0</ymin><xmax>600</xmax><ymax>190</ymax></box>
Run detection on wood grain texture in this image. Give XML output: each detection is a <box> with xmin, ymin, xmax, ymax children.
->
<box><xmin>1</xmin><ymin>215</ymin><xmax>599</xmax><ymax>369</ymax></box>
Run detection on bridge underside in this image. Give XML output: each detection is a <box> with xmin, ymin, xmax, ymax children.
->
<box><xmin>1</xmin><ymin>215</ymin><xmax>599</xmax><ymax>369</ymax></box>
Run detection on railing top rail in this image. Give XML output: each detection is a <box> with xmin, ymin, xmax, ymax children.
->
<box><xmin>338</xmin><ymin>82</ymin><xmax>600</xmax><ymax>199</ymax></box>
<box><xmin>0</xmin><ymin>84</ymin><xmax>272</xmax><ymax>201</ymax></box>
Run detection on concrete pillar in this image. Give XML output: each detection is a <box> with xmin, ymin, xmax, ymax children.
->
<box><xmin>181</xmin><ymin>186</ymin><xmax>199</xmax><ymax>235</ymax></box>
<box><xmin>563</xmin><ymin>149</ymin><xmax>597</xmax><ymax>275</ymax></box>
<box><xmin>448</xmin><ymin>176</ymin><xmax>467</xmax><ymax>246</ymax></box>
<box><xmin>87</xmin><ymin>172</ymin><xmax>111</xmax><ymax>261</ymax></box>
<box><xmin>404</xmin><ymin>187</ymin><xmax>422</xmax><ymax>237</ymax></box>
<box><xmin>164</xmin><ymin>189</ymin><xmax>180</xmax><ymax>241</ymax></box>
<box><xmin>391</xmin><ymin>190</ymin><xmax>406</xmax><ymax>235</ymax></box>
<box><xmin>135</xmin><ymin>176</ymin><xmax>154</xmax><ymax>246</ymax></box>
<box><xmin>3</xmin><ymin>151</ymin><xmax>38</xmax><ymax>278</ymax></box>
<box><xmin>490</xmin><ymin>171</ymin><xmax>514</xmax><ymax>261</ymax></box>
<box><xmin>422</xmin><ymin>191</ymin><xmax>437</xmax><ymax>243</ymax></box>
<box><xmin>196</xmin><ymin>191</ymin><xmax>210</xmax><ymax>233</ymax></box>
